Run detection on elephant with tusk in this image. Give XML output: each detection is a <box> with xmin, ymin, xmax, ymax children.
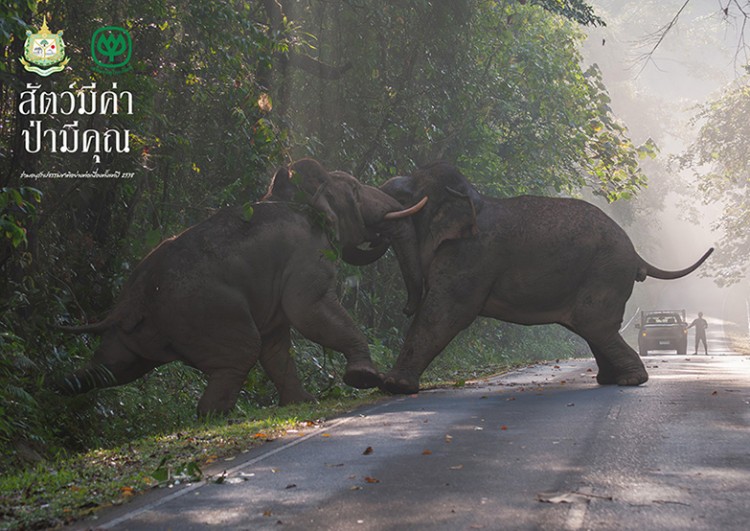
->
<box><xmin>348</xmin><ymin>161</ymin><xmax>713</xmax><ymax>395</ymax></box>
<box><xmin>54</xmin><ymin>159</ymin><xmax>427</xmax><ymax>416</ymax></box>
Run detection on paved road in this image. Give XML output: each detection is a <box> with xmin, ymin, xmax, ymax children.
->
<box><xmin>86</xmin><ymin>326</ymin><xmax>750</xmax><ymax>530</ymax></box>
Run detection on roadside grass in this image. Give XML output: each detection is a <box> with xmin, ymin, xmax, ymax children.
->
<box><xmin>0</xmin><ymin>396</ymin><xmax>382</xmax><ymax>531</ymax></box>
<box><xmin>2</xmin><ymin>363</ymin><xmax>525</xmax><ymax>531</ymax></box>
<box><xmin>0</xmin><ymin>321</ymin><xmax>581</xmax><ymax>530</ymax></box>
<box><xmin>0</xmin><ymin>358</ymin><xmax>554</xmax><ymax>530</ymax></box>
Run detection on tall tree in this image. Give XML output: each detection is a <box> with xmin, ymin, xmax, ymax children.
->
<box><xmin>682</xmin><ymin>79</ymin><xmax>750</xmax><ymax>285</ymax></box>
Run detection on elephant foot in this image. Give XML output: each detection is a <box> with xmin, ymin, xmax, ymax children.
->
<box><xmin>196</xmin><ymin>403</ymin><xmax>234</xmax><ymax>419</ymax></box>
<box><xmin>616</xmin><ymin>369</ymin><xmax>648</xmax><ymax>386</ymax></box>
<box><xmin>596</xmin><ymin>370</ymin><xmax>617</xmax><ymax>385</ymax></box>
<box><xmin>379</xmin><ymin>371</ymin><xmax>420</xmax><ymax>395</ymax></box>
<box><xmin>597</xmin><ymin>369</ymin><xmax>648</xmax><ymax>386</ymax></box>
<box><xmin>343</xmin><ymin>361</ymin><xmax>382</xmax><ymax>389</ymax></box>
<box><xmin>278</xmin><ymin>389</ymin><xmax>316</xmax><ymax>406</ymax></box>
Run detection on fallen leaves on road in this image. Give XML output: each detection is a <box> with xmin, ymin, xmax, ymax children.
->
<box><xmin>362</xmin><ymin>446</ymin><xmax>374</xmax><ymax>455</ymax></box>
<box><xmin>422</xmin><ymin>449</ymin><xmax>432</xmax><ymax>455</ymax></box>
<box><xmin>364</xmin><ymin>476</ymin><xmax>380</xmax><ymax>483</ymax></box>
<box><xmin>538</xmin><ymin>491</ymin><xmax>613</xmax><ymax>504</ymax></box>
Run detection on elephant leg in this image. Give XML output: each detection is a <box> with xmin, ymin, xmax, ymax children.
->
<box><xmin>171</xmin><ymin>304</ymin><xmax>262</xmax><ymax>416</ymax></box>
<box><xmin>56</xmin><ymin>360</ymin><xmax>159</xmax><ymax>394</ymax></box>
<box><xmin>566</xmin><ymin>277</ymin><xmax>647</xmax><ymax>386</ymax></box>
<box><xmin>260</xmin><ymin>326</ymin><xmax>315</xmax><ymax>406</ymax></box>
<box><xmin>285</xmin><ymin>290</ymin><xmax>380</xmax><ymax>389</ymax></box>
<box><xmin>561</xmin><ymin>322</ymin><xmax>618</xmax><ymax>385</ymax></box>
<box><xmin>576</xmin><ymin>328</ymin><xmax>647</xmax><ymax>386</ymax></box>
<box><xmin>584</xmin><ymin>340</ymin><xmax>618</xmax><ymax>385</ymax></box>
<box><xmin>55</xmin><ymin>337</ymin><xmax>161</xmax><ymax>395</ymax></box>
<box><xmin>382</xmin><ymin>287</ymin><xmax>483</xmax><ymax>395</ymax></box>
<box><xmin>197</xmin><ymin>365</ymin><xmax>258</xmax><ymax>416</ymax></box>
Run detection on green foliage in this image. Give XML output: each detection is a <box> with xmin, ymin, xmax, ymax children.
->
<box><xmin>0</xmin><ymin>0</ymin><xmax>34</xmax><ymax>46</ymax></box>
<box><xmin>241</xmin><ymin>202</ymin><xmax>254</xmax><ymax>222</ymax></box>
<box><xmin>0</xmin><ymin>0</ymin><xmax>649</xmax><ymax>487</ymax></box>
<box><xmin>0</xmin><ymin>398</ymin><xmax>371</xmax><ymax>530</ymax></box>
<box><xmin>422</xmin><ymin>318</ymin><xmax>587</xmax><ymax>385</ymax></box>
<box><xmin>285</xmin><ymin>1</ymin><xmax>645</xmax><ymax>201</ymax></box>
<box><xmin>0</xmin><ymin>186</ymin><xmax>41</xmax><ymax>248</ymax></box>
<box><xmin>531</xmin><ymin>0</ymin><xmax>606</xmax><ymax>27</ymax></box>
<box><xmin>681</xmin><ymin>78</ymin><xmax>750</xmax><ymax>285</ymax></box>
<box><xmin>0</xmin><ymin>329</ymin><xmax>39</xmax><ymax>449</ymax></box>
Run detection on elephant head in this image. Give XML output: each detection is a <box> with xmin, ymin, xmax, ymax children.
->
<box><xmin>264</xmin><ymin>158</ymin><xmax>427</xmax><ymax>315</ymax></box>
<box><xmin>349</xmin><ymin>161</ymin><xmax>482</xmax><ymax>273</ymax></box>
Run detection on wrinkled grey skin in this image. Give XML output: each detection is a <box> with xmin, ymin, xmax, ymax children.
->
<box><xmin>56</xmin><ymin>159</ymin><xmax>424</xmax><ymax>415</ymax></box>
<box><xmin>356</xmin><ymin>162</ymin><xmax>713</xmax><ymax>394</ymax></box>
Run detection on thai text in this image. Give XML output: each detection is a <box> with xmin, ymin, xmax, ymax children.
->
<box><xmin>19</xmin><ymin>82</ymin><xmax>133</xmax><ymax>155</ymax></box>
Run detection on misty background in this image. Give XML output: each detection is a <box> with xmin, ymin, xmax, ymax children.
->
<box><xmin>582</xmin><ymin>0</ymin><xmax>749</xmax><ymax>335</ymax></box>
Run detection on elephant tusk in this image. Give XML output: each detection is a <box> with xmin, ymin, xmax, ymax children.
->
<box><xmin>383</xmin><ymin>196</ymin><xmax>428</xmax><ymax>220</ymax></box>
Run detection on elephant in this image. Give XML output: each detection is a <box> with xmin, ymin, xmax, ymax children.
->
<box><xmin>348</xmin><ymin>161</ymin><xmax>713</xmax><ymax>394</ymax></box>
<box><xmin>54</xmin><ymin>159</ymin><xmax>427</xmax><ymax>415</ymax></box>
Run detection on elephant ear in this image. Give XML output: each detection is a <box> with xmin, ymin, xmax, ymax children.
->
<box><xmin>310</xmin><ymin>185</ymin><xmax>344</xmax><ymax>242</ymax></box>
<box><xmin>263</xmin><ymin>160</ymin><xmax>341</xmax><ymax>236</ymax></box>
<box><xmin>264</xmin><ymin>166</ymin><xmax>294</xmax><ymax>201</ymax></box>
<box><xmin>428</xmin><ymin>189</ymin><xmax>478</xmax><ymax>251</ymax></box>
<box><xmin>265</xmin><ymin>159</ymin><xmax>327</xmax><ymax>202</ymax></box>
<box><xmin>382</xmin><ymin>173</ymin><xmax>477</xmax><ymax>256</ymax></box>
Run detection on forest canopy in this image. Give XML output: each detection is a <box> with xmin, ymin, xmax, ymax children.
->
<box><xmin>682</xmin><ymin>80</ymin><xmax>750</xmax><ymax>286</ymax></box>
<box><xmin>0</xmin><ymin>0</ymin><xmax>649</xmax><ymax>467</ymax></box>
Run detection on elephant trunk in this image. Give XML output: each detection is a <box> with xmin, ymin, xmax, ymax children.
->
<box><xmin>341</xmin><ymin>238</ymin><xmax>391</xmax><ymax>266</ymax></box>
<box><xmin>352</xmin><ymin>186</ymin><xmax>426</xmax><ymax>316</ymax></box>
<box><xmin>386</xmin><ymin>221</ymin><xmax>423</xmax><ymax>316</ymax></box>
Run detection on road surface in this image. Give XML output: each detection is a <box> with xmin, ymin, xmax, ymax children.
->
<box><xmin>84</xmin><ymin>322</ymin><xmax>750</xmax><ymax>530</ymax></box>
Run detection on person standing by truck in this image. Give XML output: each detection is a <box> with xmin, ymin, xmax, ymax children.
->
<box><xmin>687</xmin><ymin>312</ymin><xmax>708</xmax><ymax>355</ymax></box>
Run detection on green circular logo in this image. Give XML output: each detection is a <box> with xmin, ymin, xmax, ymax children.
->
<box><xmin>91</xmin><ymin>26</ymin><xmax>132</xmax><ymax>70</ymax></box>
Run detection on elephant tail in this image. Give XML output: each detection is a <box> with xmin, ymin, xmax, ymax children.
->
<box><xmin>637</xmin><ymin>247</ymin><xmax>714</xmax><ymax>281</ymax></box>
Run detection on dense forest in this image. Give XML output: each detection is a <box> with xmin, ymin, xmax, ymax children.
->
<box><xmin>1</xmin><ymin>0</ymin><xmax>662</xmax><ymax>469</ymax></box>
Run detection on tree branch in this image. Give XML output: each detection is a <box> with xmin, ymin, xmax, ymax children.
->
<box><xmin>634</xmin><ymin>0</ymin><xmax>692</xmax><ymax>77</ymax></box>
<box><xmin>287</xmin><ymin>53</ymin><xmax>352</xmax><ymax>80</ymax></box>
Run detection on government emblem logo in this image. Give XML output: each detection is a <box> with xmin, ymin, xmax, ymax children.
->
<box><xmin>19</xmin><ymin>18</ymin><xmax>70</xmax><ymax>76</ymax></box>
